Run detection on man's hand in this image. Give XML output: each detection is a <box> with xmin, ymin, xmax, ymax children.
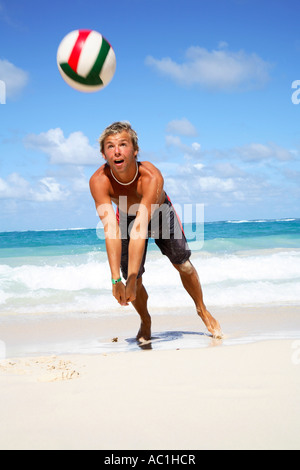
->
<box><xmin>125</xmin><ymin>275</ymin><xmax>137</xmax><ymax>303</ymax></box>
<box><xmin>112</xmin><ymin>282</ymin><xmax>128</xmax><ymax>306</ymax></box>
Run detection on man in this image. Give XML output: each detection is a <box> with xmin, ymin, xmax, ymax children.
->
<box><xmin>90</xmin><ymin>121</ymin><xmax>222</xmax><ymax>341</ymax></box>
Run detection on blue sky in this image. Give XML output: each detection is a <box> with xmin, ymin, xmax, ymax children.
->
<box><xmin>0</xmin><ymin>0</ymin><xmax>300</xmax><ymax>231</ymax></box>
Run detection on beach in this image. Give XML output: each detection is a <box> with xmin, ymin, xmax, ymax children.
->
<box><xmin>2</xmin><ymin>0</ymin><xmax>300</xmax><ymax>452</ymax></box>
<box><xmin>0</xmin><ymin>306</ymin><xmax>300</xmax><ymax>451</ymax></box>
<box><xmin>0</xmin><ymin>220</ymin><xmax>300</xmax><ymax>450</ymax></box>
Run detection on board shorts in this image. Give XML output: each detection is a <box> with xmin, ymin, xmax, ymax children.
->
<box><xmin>117</xmin><ymin>193</ymin><xmax>192</xmax><ymax>280</ymax></box>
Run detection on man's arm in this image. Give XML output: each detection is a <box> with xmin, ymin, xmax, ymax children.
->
<box><xmin>125</xmin><ymin>170</ymin><xmax>164</xmax><ymax>302</ymax></box>
<box><xmin>89</xmin><ymin>172</ymin><xmax>128</xmax><ymax>306</ymax></box>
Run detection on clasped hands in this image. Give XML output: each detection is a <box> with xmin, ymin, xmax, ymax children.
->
<box><xmin>112</xmin><ymin>275</ymin><xmax>137</xmax><ymax>306</ymax></box>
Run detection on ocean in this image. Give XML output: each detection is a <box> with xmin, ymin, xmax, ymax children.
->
<box><xmin>0</xmin><ymin>218</ymin><xmax>300</xmax><ymax>320</ymax></box>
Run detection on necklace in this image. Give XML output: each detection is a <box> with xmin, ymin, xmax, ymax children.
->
<box><xmin>110</xmin><ymin>162</ymin><xmax>139</xmax><ymax>186</ymax></box>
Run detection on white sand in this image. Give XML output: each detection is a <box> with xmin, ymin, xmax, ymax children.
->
<box><xmin>0</xmin><ymin>337</ymin><xmax>300</xmax><ymax>450</ymax></box>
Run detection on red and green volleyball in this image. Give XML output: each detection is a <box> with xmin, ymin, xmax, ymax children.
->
<box><xmin>57</xmin><ymin>29</ymin><xmax>116</xmax><ymax>92</ymax></box>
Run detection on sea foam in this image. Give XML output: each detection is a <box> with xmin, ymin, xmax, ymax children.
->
<box><xmin>1</xmin><ymin>220</ymin><xmax>300</xmax><ymax>316</ymax></box>
<box><xmin>0</xmin><ymin>248</ymin><xmax>300</xmax><ymax>316</ymax></box>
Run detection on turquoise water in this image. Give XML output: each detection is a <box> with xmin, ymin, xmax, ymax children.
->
<box><xmin>0</xmin><ymin>218</ymin><xmax>300</xmax><ymax>316</ymax></box>
<box><xmin>1</xmin><ymin>218</ymin><xmax>299</xmax><ymax>257</ymax></box>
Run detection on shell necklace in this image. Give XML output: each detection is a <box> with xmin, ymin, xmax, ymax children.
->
<box><xmin>110</xmin><ymin>162</ymin><xmax>139</xmax><ymax>186</ymax></box>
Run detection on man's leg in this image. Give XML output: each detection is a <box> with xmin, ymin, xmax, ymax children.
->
<box><xmin>131</xmin><ymin>277</ymin><xmax>152</xmax><ymax>341</ymax></box>
<box><xmin>173</xmin><ymin>260</ymin><xmax>223</xmax><ymax>338</ymax></box>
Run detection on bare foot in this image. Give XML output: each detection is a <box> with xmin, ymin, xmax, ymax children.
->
<box><xmin>136</xmin><ymin>319</ymin><xmax>151</xmax><ymax>342</ymax></box>
<box><xmin>197</xmin><ymin>308</ymin><xmax>223</xmax><ymax>339</ymax></box>
<box><xmin>207</xmin><ymin>321</ymin><xmax>223</xmax><ymax>339</ymax></box>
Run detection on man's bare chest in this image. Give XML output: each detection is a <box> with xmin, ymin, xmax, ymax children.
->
<box><xmin>110</xmin><ymin>186</ymin><xmax>143</xmax><ymax>214</ymax></box>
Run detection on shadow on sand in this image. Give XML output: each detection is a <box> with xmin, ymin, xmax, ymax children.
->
<box><xmin>126</xmin><ymin>330</ymin><xmax>222</xmax><ymax>351</ymax></box>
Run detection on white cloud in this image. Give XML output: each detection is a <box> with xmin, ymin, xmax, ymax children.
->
<box><xmin>166</xmin><ymin>118</ymin><xmax>198</xmax><ymax>136</ymax></box>
<box><xmin>164</xmin><ymin>167</ymin><xmax>269</xmax><ymax>210</ymax></box>
<box><xmin>165</xmin><ymin>134</ymin><xmax>182</xmax><ymax>148</ymax></box>
<box><xmin>165</xmin><ymin>134</ymin><xmax>202</xmax><ymax>157</ymax></box>
<box><xmin>0</xmin><ymin>173</ymin><xmax>30</xmax><ymax>199</ymax></box>
<box><xmin>0</xmin><ymin>173</ymin><xmax>69</xmax><ymax>202</ymax></box>
<box><xmin>192</xmin><ymin>142</ymin><xmax>201</xmax><ymax>152</ymax></box>
<box><xmin>71</xmin><ymin>175</ymin><xmax>90</xmax><ymax>193</ymax></box>
<box><xmin>164</xmin><ymin>173</ymin><xmax>238</xmax><ymax>204</ymax></box>
<box><xmin>146</xmin><ymin>45</ymin><xmax>272</xmax><ymax>91</ymax></box>
<box><xmin>0</xmin><ymin>59</ymin><xmax>29</xmax><ymax>99</ymax></box>
<box><xmin>214</xmin><ymin>162</ymin><xmax>245</xmax><ymax>178</ymax></box>
<box><xmin>198</xmin><ymin>176</ymin><xmax>235</xmax><ymax>192</ymax></box>
<box><xmin>160</xmin><ymin>146</ymin><xmax>273</xmax><ymax>209</ymax></box>
<box><xmin>194</xmin><ymin>163</ymin><xmax>205</xmax><ymax>171</ymax></box>
<box><xmin>33</xmin><ymin>178</ymin><xmax>70</xmax><ymax>202</ymax></box>
<box><xmin>234</xmin><ymin>142</ymin><xmax>294</xmax><ymax>162</ymax></box>
<box><xmin>24</xmin><ymin>128</ymin><xmax>100</xmax><ymax>165</ymax></box>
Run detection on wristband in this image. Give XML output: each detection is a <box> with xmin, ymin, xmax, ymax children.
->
<box><xmin>112</xmin><ymin>277</ymin><xmax>122</xmax><ymax>285</ymax></box>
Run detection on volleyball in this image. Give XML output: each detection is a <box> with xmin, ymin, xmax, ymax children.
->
<box><xmin>57</xmin><ymin>29</ymin><xmax>116</xmax><ymax>92</ymax></box>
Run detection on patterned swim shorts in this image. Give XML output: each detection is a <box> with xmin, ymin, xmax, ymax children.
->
<box><xmin>117</xmin><ymin>193</ymin><xmax>191</xmax><ymax>280</ymax></box>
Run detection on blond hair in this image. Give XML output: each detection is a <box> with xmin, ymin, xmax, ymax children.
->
<box><xmin>99</xmin><ymin>121</ymin><xmax>139</xmax><ymax>155</ymax></box>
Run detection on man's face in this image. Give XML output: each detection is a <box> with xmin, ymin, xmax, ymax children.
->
<box><xmin>102</xmin><ymin>131</ymin><xmax>138</xmax><ymax>174</ymax></box>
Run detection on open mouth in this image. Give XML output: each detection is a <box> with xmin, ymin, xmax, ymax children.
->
<box><xmin>114</xmin><ymin>159</ymin><xmax>125</xmax><ymax>167</ymax></box>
